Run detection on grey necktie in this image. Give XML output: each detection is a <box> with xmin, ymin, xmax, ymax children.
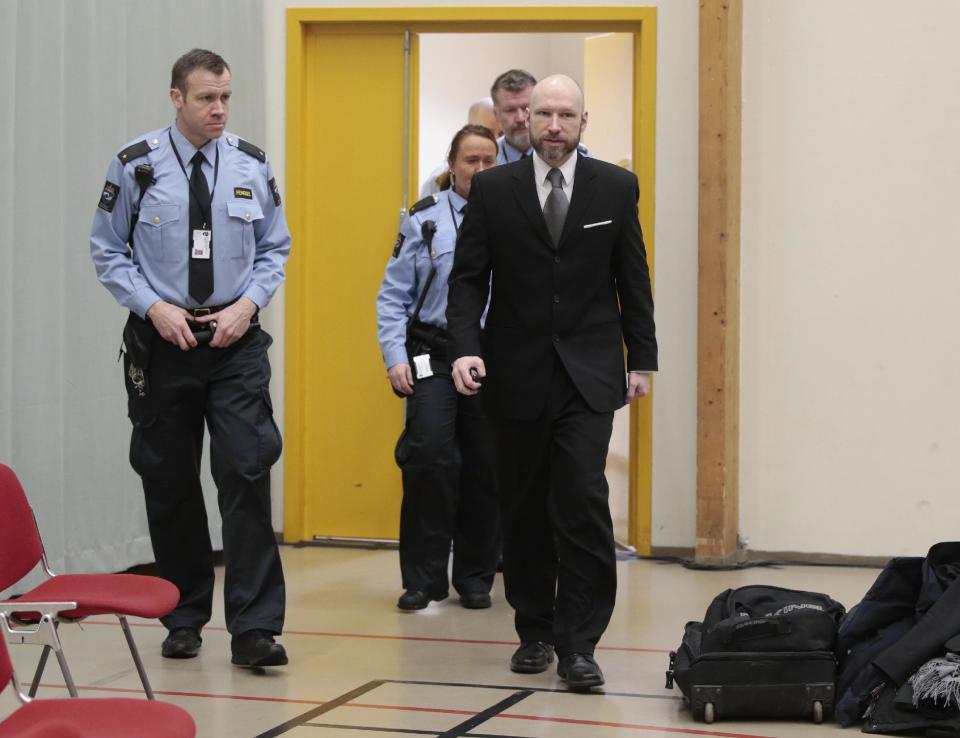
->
<box><xmin>543</xmin><ymin>167</ymin><xmax>568</xmax><ymax>246</ymax></box>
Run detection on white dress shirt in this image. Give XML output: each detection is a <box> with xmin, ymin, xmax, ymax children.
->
<box><xmin>532</xmin><ymin>149</ymin><xmax>578</xmax><ymax>210</ymax></box>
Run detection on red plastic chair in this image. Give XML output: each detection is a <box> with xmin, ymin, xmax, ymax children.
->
<box><xmin>0</xmin><ymin>612</ymin><xmax>195</xmax><ymax>737</ymax></box>
<box><xmin>0</xmin><ymin>464</ymin><xmax>179</xmax><ymax>699</ymax></box>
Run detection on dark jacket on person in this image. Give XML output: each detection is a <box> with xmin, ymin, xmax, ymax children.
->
<box><xmin>446</xmin><ymin>155</ymin><xmax>657</xmax><ymax>421</ymax></box>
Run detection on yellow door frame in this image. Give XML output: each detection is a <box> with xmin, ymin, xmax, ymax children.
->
<box><xmin>285</xmin><ymin>6</ymin><xmax>657</xmax><ymax>553</ymax></box>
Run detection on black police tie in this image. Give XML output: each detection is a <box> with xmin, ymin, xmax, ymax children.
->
<box><xmin>188</xmin><ymin>150</ymin><xmax>214</xmax><ymax>304</ymax></box>
<box><xmin>543</xmin><ymin>167</ymin><xmax>568</xmax><ymax>247</ymax></box>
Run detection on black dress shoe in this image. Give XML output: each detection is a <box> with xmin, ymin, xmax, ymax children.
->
<box><xmin>397</xmin><ymin>590</ymin><xmax>448</xmax><ymax>611</ymax></box>
<box><xmin>161</xmin><ymin>627</ymin><xmax>201</xmax><ymax>659</ymax></box>
<box><xmin>231</xmin><ymin>629</ymin><xmax>288</xmax><ymax>667</ymax></box>
<box><xmin>557</xmin><ymin>653</ymin><xmax>605</xmax><ymax>691</ymax></box>
<box><xmin>459</xmin><ymin>592</ymin><xmax>492</xmax><ymax>609</ymax></box>
<box><xmin>510</xmin><ymin>641</ymin><xmax>555</xmax><ymax>673</ymax></box>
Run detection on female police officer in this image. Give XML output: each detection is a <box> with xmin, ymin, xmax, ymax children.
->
<box><xmin>376</xmin><ymin>125</ymin><xmax>499</xmax><ymax>611</ymax></box>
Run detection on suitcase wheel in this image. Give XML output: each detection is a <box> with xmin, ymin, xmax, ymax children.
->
<box><xmin>703</xmin><ymin>702</ymin><xmax>715</xmax><ymax>724</ymax></box>
<box><xmin>812</xmin><ymin>700</ymin><xmax>823</xmax><ymax>724</ymax></box>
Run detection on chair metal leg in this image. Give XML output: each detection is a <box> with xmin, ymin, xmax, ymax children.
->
<box><xmin>24</xmin><ymin>616</ymin><xmax>78</xmax><ymax>698</ymax></box>
<box><xmin>118</xmin><ymin>615</ymin><xmax>155</xmax><ymax>700</ymax></box>
<box><xmin>27</xmin><ymin>644</ymin><xmax>51</xmax><ymax>698</ymax></box>
<box><xmin>52</xmin><ymin>644</ymin><xmax>79</xmax><ymax>698</ymax></box>
<box><xmin>48</xmin><ymin>619</ymin><xmax>78</xmax><ymax>698</ymax></box>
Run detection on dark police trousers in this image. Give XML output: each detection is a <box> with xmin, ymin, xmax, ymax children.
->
<box><xmin>395</xmin><ymin>374</ymin><xmax>498</xmax><ymax>597</ymax></box>
<box><xmin>125</xmin><ymin>325</ymin><xmax>285</xmax><ymax>635</ymax></box>
<box><xmin>491</xmin><ymin>360</ymin><xmax>616</xmax><ymax>658</ymax></box>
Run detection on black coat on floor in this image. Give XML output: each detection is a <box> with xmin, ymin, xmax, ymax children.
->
<box><xmin>836</xmin><ymin>542</ymin><xmax>960</xmax><ymax>726</ymax></box>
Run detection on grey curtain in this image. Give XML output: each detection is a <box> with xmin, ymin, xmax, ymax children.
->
<box><xmin>0</xmin><ymin>0</ymin><xmax>266</xmax><ymax>591</ymax></box>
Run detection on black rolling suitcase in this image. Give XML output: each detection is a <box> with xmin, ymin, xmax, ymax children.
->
<box><xmin>665</xmin><ymin>585</ymin><xmax>846</xmax><ymax>724</ymax></box>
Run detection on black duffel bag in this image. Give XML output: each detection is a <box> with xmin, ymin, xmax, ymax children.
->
<box><xmin>698</xmin><ymin>585</ymin><xmax>846</xmax><ymax>653</ymax></box>
<box><xmin>666</xmin><ymin>585</ymin><xmax>846</xmax><ymax>724</ymax></box>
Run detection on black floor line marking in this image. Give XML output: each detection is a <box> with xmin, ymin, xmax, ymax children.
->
<box><xmin>307</xmin><ymin>725</ymin><xmax>529</xmax><ymax>738</ymax></box>
<box><xmin>386</xmin><ymin>678</ymin><xmax>682</xmax><ymax>700</ymax></box>
<box><xmin>306</xmin><ymin>726</ymin><xmax>438</xmax><ymax>735</ymax></box>
<box><xmin>259</xmin><ymin>677</ymin><xmax>683</xmax><ymax>737</ymax></box>
<box><xmin>436</xmin><ymin>689</ymin><xmax>533</xmax><ymax>738</ymax></box>
<box><xmin>254</xmin><ymin>680</ymin><xmax>386</xmax><ymax>738</ymax></box>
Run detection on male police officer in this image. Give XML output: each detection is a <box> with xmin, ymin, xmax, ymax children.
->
<box><xmin>90</xmin><ymin>49</ymin><xmax>290</xmax><ymax>667</ymax></box>
<box><xmin>491</xmin><ymin>69</ymin><xmax>537</xmax><ymax>164</ymax></box>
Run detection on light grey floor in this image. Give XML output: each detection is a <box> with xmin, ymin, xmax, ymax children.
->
<box><xmin>1</xmin><ymin>547</ymin><xmax>881</xmax><ymax>737</ymax></box>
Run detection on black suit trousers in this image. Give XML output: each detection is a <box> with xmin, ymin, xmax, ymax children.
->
<box><xmin>395</xmin><ymin>374</ymin><xmax>499</xmax><ymax>596</ymax></box>
<box><xmin>492</xmin><ymin>359</ymin><xmax>616</xmax><ymax>658</ymax></box>
<box><xmin>126</xmin><ymin>327</ymin><xmax>285</xmax><ymax>636</ymax></box>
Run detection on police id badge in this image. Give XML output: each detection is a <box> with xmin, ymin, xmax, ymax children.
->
<box><xmin>192</xmin><ymin>229</ymin><xmax>212</xmax><ymax>259</ymax></box>
<box><xmin>413</xmin><ymin>354</ymin><xmax>434</xmax><ymax>380</ymax></box>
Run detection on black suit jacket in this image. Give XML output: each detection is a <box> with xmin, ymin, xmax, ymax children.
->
<box><xmin>446</xmin><ymin>155</ymin><xmax>657</xmax><ymax>420</ymax></box>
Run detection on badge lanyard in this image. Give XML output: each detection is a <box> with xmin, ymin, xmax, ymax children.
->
<box><xmin>168</xmin><ymin>129</ymin><xmax>220</xmax><ymax>228</ymax></box>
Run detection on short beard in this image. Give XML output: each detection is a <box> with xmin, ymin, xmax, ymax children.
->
<box><xmin>532</xmin><ymin>134</ymin><xmax>579</xmax><ymax>163</ymax></box>
<box><xmin>505</xmin><ymin>129</ymin><xmax>531</xmax><ymax>152</ymax></box>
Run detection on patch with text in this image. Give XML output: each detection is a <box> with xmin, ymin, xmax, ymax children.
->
<box><xmin>98</xmin><ymin>180</ymin><xmax>120</xmax><ymax>212</ymax></box>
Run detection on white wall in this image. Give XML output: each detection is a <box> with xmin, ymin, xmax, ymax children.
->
<box><xmin>741</xmin><ymin>0</ymin><xmax>960</xmax><ymax>555</ymax></box>
<box><xmin>647</xmin><ymin>1</ymin><xmax>700</xmax><ymax>549</ymax></box>
<box><xmin>265</xmin><ymin>0</ymin><xmax>702</xmax><ymax>551</ymax></box>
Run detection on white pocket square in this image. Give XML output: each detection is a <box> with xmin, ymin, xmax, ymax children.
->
<box><xmin>583</xmin><ymin>219</ymin><xmax>613</xmax><ymax>229</ymax></box>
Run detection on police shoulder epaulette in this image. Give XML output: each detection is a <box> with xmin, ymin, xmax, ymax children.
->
<box><xmin>236</xmin><ymin>138</ymin><xmax>266</xmax><ymax>162</ymax></box>
<box><xmin>408</xmin><ymin>194</ymin><xmax>438</xmax><ymax>215</ymax></box>
<box><xmin>117</xmin><ymin>140</ymin><xmax>151</xmax><ymax>164</ymax></box>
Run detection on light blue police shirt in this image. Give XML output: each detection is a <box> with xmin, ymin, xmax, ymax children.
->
<box><xmin>376</xmin><ymin>189</ymin><xmax>475</xmax><ymax>370</ymax></box>
<box><xmin>496</xmin><ymin>135</ymin><xmax>529</xmax><ymax>165</ymax></box>
<box><xmin>90</xmin><ymin>123</ymin><xmax>291</xmax><ymax>318</ymax></box>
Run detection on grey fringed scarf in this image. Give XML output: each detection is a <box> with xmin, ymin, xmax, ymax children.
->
<box><xmin>911</xmin><ymin>653</ymin><xmax>960</xmax><ymax>708</ymax></box>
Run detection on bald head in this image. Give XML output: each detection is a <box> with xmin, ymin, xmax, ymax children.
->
<box><xmin>467</xmin><ymin>97</ymin><xmax>500</xmax><ymax>137</ymax></box>
<box><xmin>530</xmin><ymin>75</ymin><xmax>585</xmax><ymax>117</ymax></box>
<box><xmin>528</xmin><ymin>74</ymin><xmax>588</xmax><ymax>165</ymax></box>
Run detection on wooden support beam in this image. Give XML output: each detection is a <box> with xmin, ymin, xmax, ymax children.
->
<box><xmin>697</xmin><ymin>0</ymin><xmax>742</xmax><ymax>563</ymax></box>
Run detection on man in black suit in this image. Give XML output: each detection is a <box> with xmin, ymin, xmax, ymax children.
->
<box><xmin>446</xmin><ymin>74</ymin><xmax>657</xmax><ymax>691</ymax></box>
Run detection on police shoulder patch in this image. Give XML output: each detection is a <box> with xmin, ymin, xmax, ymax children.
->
<box><xmin>268</xmin><ymin>177</ymin><xmax>281</xmax><ymax>206</ymax></box>
<box><xmin>117</xmin><ymin>140</ymin><xmax>151</xmax><ymax>164</ymax></box>
<box><xmin>236</xmin><ymin>138</ymin><xmax>267</xmax><ymax>162</ymax></box>
<box><xmin>392</xmin><ymin>232</ymin><xmax>405</xmax><ymax>258</ymax></box>
<box><xmin>408</xmin><ymin>194</ymin><xmax>438</xmax><ymax>215</ymax></box>
<box><xmin>98</xmin><ymin>180</ymin><xmax>120</xmax><ymax>212</ymax></box>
